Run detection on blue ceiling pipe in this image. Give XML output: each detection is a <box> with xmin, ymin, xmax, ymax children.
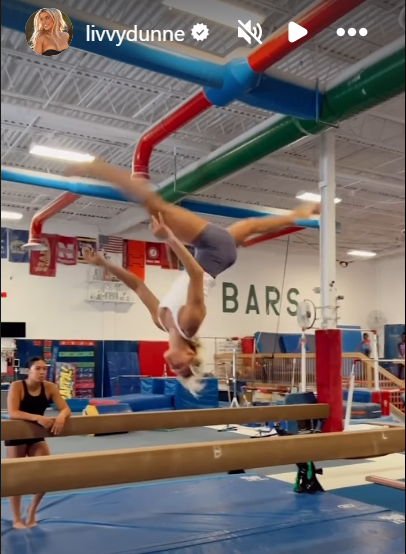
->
<box><xmin>1</xmin><ymin>0</ymin><xmax>322</xmax><ymax>119</ymax></box>
<box><xmin>1</xmin><ymin>168</ymin><xmax>320</xmax><ymax>229</ymax></box>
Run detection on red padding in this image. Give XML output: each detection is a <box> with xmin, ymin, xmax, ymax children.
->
<box><xmin>371</xmin><ymin>390</ymin><xmax>391</xmax><ymax>417</ymax></box>
<box><xmin>241</xmin><ymin>337</ymin><xmax>255</xmax><ymax>354</ymax></box>
<box><xmin>316</xmin><ymin>329</ymin><xmax>343</xmax><ymax>433</ymax></box>
<box><xmin>90</xmin><ymin>399</ymin><xmax>120</xmax><ymax>406</ymax></box>
<box><xmin>138</xmin><ymin>341</ymin><xmax>172</xmax><ymax>377</ymax></box>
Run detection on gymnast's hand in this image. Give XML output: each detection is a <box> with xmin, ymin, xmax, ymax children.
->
<box><xmin>36</xmin><ymin>416</ymin><xmax>54</xmax><ymax>430</ymax></box>
<box><xmin>150</xmin><ymin>213</ymin><xmax>174</xmax><ymax>241</ymax></box>
<box><xmin>84</xmin><ymin>250</ymin><xmax>107</xmax><ymax>267</ymax></box>
<box><xmin>51</xmin><ymin>414</ymin><xmax>67</xmax><ymax>436</ymax></box>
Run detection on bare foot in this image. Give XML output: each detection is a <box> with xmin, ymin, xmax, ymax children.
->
<box><xmin>13</xmin><ymin>521</ymin><xmax>27</xmax><ymax>530</ymax></box>
<box><xmin>26</xmin><ymin>505</ymin><xmax>38</xmax><ymax>528</ymax></box>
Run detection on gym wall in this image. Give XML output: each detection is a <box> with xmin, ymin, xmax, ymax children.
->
<box><xmin>1</xmin><ymin>219</ymin><xmax>383</xmax><ymax>342</ymax></box>
<box><xmin>375</xmin><ymin>256</ymin><xmax>405</xmax><ymax>324</ymax></box>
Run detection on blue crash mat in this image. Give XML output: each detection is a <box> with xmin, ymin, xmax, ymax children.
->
<box><xmin>1</xmin><ymin>475</ymin><xmax>405</xmax><ymax>554</ymax></box>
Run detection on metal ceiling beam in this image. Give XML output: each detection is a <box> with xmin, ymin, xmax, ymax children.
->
<box><xmin>368</xmin><ymin>109</ymin><xmax>405</xmax><ymax>125</ymax></box>
<box><xmin>3</xmin><ymin>98</ymin><xmax>404</xmax><ymax>190</ymax></box>
<box><xmin>1</xmin><ymin>102</ymin><xmax>212</xmax><ymax>156</ymax></box>
<box><xmin>255</xmin><ymin>156</ymin><xmax>405</xmax><ymax>191</ymax></box>
<box><xmin>2</xmin><ymin>48</ymin><xmax>269</xmax><ymax>124</ymax></box>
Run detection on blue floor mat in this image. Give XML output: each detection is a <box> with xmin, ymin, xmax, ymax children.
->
<box><xmin>334</xmin><ymin>481</ymin><xmax>405</xmax><ymax>514</ymax></box>
<box><xmin>2</xmin><ymin>476</ymin><xmax>405</xmax><ymax>554</ymax></box>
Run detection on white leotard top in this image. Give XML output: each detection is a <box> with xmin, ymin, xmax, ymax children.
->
<box><xmin>158</xmin><ymin>271</ymin><xmax>215</xmax><ymax>340</ymax></box>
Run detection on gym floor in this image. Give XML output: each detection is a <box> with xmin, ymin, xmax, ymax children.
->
<box><xmin>2</xmin><ymin>424</ymin><xmax>405</xmax><ymax>514</ymax></box>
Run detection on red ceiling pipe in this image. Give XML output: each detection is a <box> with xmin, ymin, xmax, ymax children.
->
<box><xmin>248</xmin><ymin>0</ymin><xmax>368</xmax><ymax>73</ymax></box>
<box><xmin>132</xmin><ymin>91</ymin><xmax>212</xmax><ymax>177</ymax></box>
<box><xmin>243</xmin><ymin>226</ymin><xmax>304</xmax><ymax>248</ymax></box>
<box><xmin>26</xmin><ymin>192</ymin><xmax>80</xmax><ymax>249</ymax></box>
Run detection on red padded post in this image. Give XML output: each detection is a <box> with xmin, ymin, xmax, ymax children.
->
<box><xmin>138</xmin><ymin>341</ymin><xmax>172</xmax><ymax>377</ymax></box>
<box><xmin>316</xmin><ymin>329</ymin><xmax>343</xmax><ymax>433</ymax></box>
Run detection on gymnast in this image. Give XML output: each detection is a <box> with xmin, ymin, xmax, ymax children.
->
<box><xmin>67</xmin><ymin>159</ymin><xmax>319</xmax><ymax>393</ymax></box>
<box><xmin>5</xmin><ymin>357</ymin><xmax>71</xmax><ymax>529</ymax></box>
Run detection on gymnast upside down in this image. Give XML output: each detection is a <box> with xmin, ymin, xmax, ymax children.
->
<box><xmin>67</xmin><ymin>160</ymin><xmax>319</xmax><ymax>393</ymax></box>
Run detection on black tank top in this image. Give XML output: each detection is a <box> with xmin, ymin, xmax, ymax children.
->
<box><xmin>42</xmin><ymin>49</ymin><xmax>63</xmax><ymax>56</ymax></box>
<box><xmin>20</xmin><ymin>381</ymin><xmax>50</xmax><ymax>416</ymax></box>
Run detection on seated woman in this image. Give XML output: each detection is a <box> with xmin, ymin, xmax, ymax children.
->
<box><xmin>68</xmin><ymin>159</ymin><xmax>319</xmax><ymax>393</ymax></box>
<box><xmin>5</xmin><ymin>357</ymin><xmax>71</xmax><ymax>529</ymax></box>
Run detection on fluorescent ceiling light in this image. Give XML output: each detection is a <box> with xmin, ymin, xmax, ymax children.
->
<box><xmin>348</xmin><ymin>250</ymin><xmax>377</xmax><ymax>258</ymax></box>
<box><xmin>296</xmin><ymin>192</ymin><xmax>342</xmax><ymax>204</ymax></box>
<box><xmin>163</xmin><ymin>0</ymin><xmax>264</xmax><ymax>28</ymax></box>
<box><xmin>30</xmin><ymin>145</ymin><xmax>95</xmax><ymax>163</ymax></box>
<box><xmin>1</xmin><ymin>211</ymin><xmax>23</xmax><ymax>221</ymax></box>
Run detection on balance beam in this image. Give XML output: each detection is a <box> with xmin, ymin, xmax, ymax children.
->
<box><xmin>366</xmin><ymin>476</ymin><xmax>406</xmax><ymax>491</ymax></box>
<box><xmin>1</xmin><ymin>404</ymin><xmax>329</xmax><ymax>441</ymax></box>
<box><xmin>2</xmin><ymin>427</ymin><xmax>404</xmax><ymax>497</ymax></box>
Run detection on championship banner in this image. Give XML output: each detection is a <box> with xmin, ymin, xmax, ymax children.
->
<box><xmin>146</xmin><ymin>242</ymin><xmax>161</xmax><ymax>266</ymax></box>
<box><xmin>8</xmin><ymin>229</ymin><xmax>29</xmax><ymax>263</ymax></box>
<box><xmin>124</xmin><ymin>240</ymin><xmax>146</xmax><ymax>281</ymax></box>
<box><xmin>30</xmin><ymin>234</ymin><xmax>57</xmax><ymax>277</ymax></box>
<box><xmin>77</xmin><ymin>237</ymin><xmax>98</xmax><ymax>263</ymax></box>
<box><xmin>55</xmin><ymin>362</ymin><xmax>76</xmax><ymax>399</ymax></box>
<box><xmin>57</xmin><ymin>236</ymin><xmax>78</xmax><ymax>266</ymax></box>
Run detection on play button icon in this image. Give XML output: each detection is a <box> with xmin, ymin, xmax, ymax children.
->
<box><xmin>288</xmin><ymin>21</ymin><xmax>308</xmax><ymax>43</ymax></box>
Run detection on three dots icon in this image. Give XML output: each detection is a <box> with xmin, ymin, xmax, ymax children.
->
<box><xmin>337</xmin><ymin>28</ymin><xmax>368</xmax><ymax>37</ymax></box>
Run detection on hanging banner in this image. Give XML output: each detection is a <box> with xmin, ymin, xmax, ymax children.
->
<box><xmin>30</xmin><ymin>234</ymin><xmax>57</xmax><ymax>277</ymax></box>
<box><xmin>55</xmin><ymin>362</ymin><xmax>76</xmax><ymax>399</ymax></box>
<box><xmin>57</xmin><ymin>236</ymin><xmax>78</xmax><ymax>266</ymax></box>
<box><xmin>1</xmin><ymin>228</ymin><xmax>8</xmax><ymax>259</ymax></box>
<box><xmin>146</xmin><ymin>242</ymin><xmax>162</xmax><ymax>266</ymax></box>
<box><xmin>124</xmin><ymin>240</ymin><xmax>146</xmax><ymax>281</ymax></box>
<box><xmin>8</xmin><ymin>229</ymin><xmax>29</xmax><ymax>263</ymax></box>
<box><xmin>77</xmin><ymin>237</ymin><xmax>98</xmax><ymax>263</ymax></box>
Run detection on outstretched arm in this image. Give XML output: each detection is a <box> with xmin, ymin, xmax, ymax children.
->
<box><xmin>151</xmin><ymin>213</ymin><xmax>203</xmax><ymax>282</ymax></box>
<box><xmin>84</xmin><ymin>251</ymin><xmax>162</xmax><ymax>329</ymax></box>
<box><xmin>151</xmin><ymin>215</ymin><xmax>205</xmax><ymax>334</ymax></box>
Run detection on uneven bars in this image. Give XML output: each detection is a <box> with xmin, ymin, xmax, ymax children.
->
<box><xmin>2</xmin><ymin>428</ymin><xmax>404</xmax><ymax>497</ymax></box>
<box><xmin>1</xmin><ymin>404</ymin><xmax>330</xmax><ymax>441</ymax></box>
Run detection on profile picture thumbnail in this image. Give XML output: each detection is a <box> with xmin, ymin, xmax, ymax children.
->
<box><xmin>25</xmin><ymin>8</ymin><xmax>73</xmax><ymax>57</ymax></box>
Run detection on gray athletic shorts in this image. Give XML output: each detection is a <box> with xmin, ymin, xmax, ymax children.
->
<box><xmin>192</xmin><ymin>224</ymin><xmax>238</xmax><ymax>278</ymax></box>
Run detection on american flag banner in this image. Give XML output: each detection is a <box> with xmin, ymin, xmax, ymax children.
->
<box><xmin>98</xmin><ymin>235</ymin><xmax>124</xmax><ymax>279</ymax></box>
<box><xmin>99</xmin><ymin>235</ymin><xmax>124</xmax><ymax>254</ymax></box>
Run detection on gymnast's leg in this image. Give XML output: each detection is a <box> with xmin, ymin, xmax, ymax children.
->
<box><xmin>25</xmin><ymin>440</ymin><xmax>51</xmax><ymax>528</ymax></box>
<box><xmin>5</xmin><ymin>444</ymin><xmax>28</xmax><ymax>529</ymax></box>
<box><xmin>66</xmin><ymin>160</ymin><xmax>208</xmax><ymax>245</ymax></box>
<box><xmin>226</xmin><ymin>203</ymin><xmax>320</xmax><ymax>246</ymax></box>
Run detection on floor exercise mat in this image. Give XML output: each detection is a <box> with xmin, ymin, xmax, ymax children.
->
<box><xmin>2</xmin><ymin>475</ymin><xmax>405</xmax><ymax>554</ymax></box>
